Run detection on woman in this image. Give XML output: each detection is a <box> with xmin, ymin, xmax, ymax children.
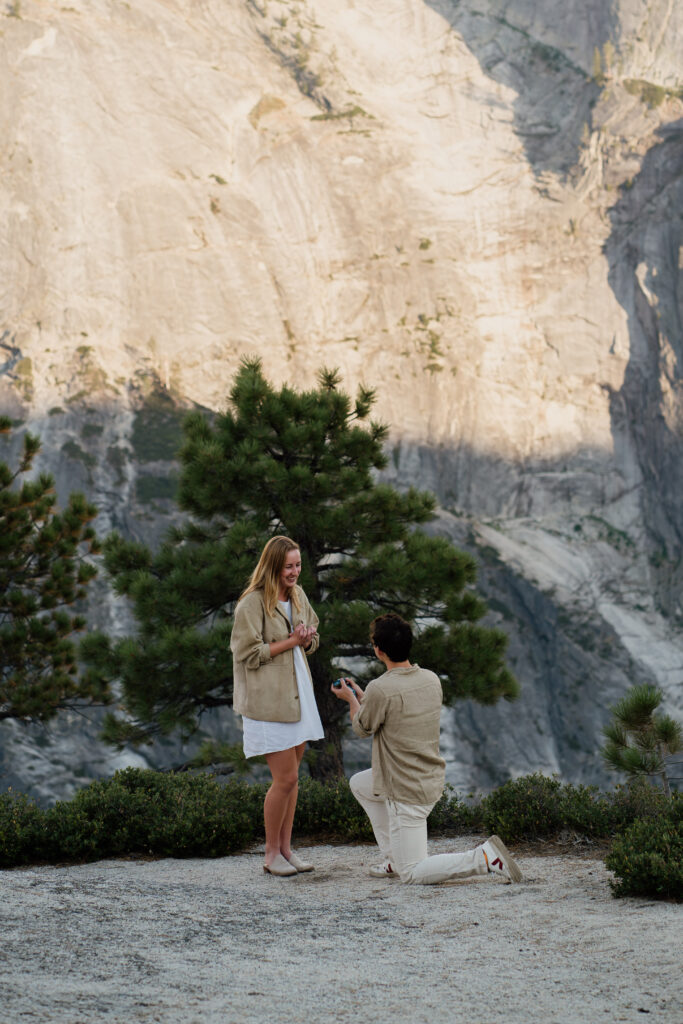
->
<box><xmin>231</xmin><ymin>535</ymin><xmax>324</xmax><ymax>876</ymax></box>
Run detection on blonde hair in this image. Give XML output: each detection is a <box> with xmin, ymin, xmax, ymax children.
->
<box><xmin>240</xmin><ymin>535</ymin><xmax>302</xmax><ymax>616</ymax></box>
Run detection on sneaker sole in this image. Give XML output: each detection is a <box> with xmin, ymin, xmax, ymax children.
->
<box><xmin>488</xmin><ymin>835</ymin><xmax>523</xmax><ymax>883</ymax></box>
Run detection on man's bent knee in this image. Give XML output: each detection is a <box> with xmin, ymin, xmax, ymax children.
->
<box><xmin>349</xmin><ymin>768</ymin><xmax>377</xmax><ymax>798</ymax></box>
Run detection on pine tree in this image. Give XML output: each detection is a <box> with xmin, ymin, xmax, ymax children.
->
<box><xmin>82</xmin><ymin>360</ymin><xmax>518</xmax><ymax>778</ymax></box>
<box><xmin>602</xmin><ymin>684</ymin><xmax>682</xmax><ymax>798</ymax></box>
<box><xmin>0</xmin><ymin>420</ymin><xmax>104</xmax><ymax>722</ymax></box>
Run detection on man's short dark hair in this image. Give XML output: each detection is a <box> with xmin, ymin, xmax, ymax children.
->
<box><xmin>370</xmin><ymin>613</ymin><xmax>413</xmax><ymax>662</ymax></box>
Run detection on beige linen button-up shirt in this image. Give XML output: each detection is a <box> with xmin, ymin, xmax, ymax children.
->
<box><xmin>351</xmin><ymin>664</ymin><xmax>446</xmax><ymax>805</ymax></box>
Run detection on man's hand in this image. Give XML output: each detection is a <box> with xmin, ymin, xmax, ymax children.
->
<box><xmin>330</xmin><ymin>677</ymin><xmax>363</xmax><ymax>702</ymax></box>
<box><xmin>332</xmin><ymin>677</ymin><xmax>363</xmax><ymax>722</ymax></box>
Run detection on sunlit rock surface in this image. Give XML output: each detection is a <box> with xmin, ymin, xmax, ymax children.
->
<box><xmin>1</xmin><ymin>0</ymin><xmax>682</xmax><ymax>799</ymax></box>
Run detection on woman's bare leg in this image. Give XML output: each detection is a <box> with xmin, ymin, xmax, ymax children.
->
<box><xmin>278</xmin><ymin>743</ymin><xmax>306</xmax><ymax>859</ymax></box>
<box><xmin>263</xmin><ymin>745</ymin><xmax>303</xmax><ymax>866</ymax></box>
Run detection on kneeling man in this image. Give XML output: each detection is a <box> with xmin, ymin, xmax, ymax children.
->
<box><xmin>331</xmin><ymin>613</ymin><xmax>523</xmax><ymax>885</ymax></box>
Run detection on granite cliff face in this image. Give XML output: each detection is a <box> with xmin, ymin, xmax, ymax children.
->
<box><xmin>1</xmin><ymin>0</ymin><xmax>682</xmax><ymax>799</ymax></box>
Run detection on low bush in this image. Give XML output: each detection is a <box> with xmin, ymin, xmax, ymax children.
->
<box><xmin>481</xmin><ymin>773</ymin><xmax>564</xmax><ymax>841</ymax></box>
<box><xmin>294</xmin><ymin>777</ymin><xmax>372</xmax><ymax>841</ymax></box>
<box><xmin>605</xmin><ymin>797</ymin><xmax>682</xmax><ymax>900</ymax></box>
<box><xmin>595</xmin><ymin>781</ymin><xmax>670</xmax><ymax>835</ymax></box>
<box><xmin>0</xmin><ymin>790</ymin><xmax>49</xmax><ymax>869</ymax></box>
<box><xmin>480</xmin><ymin>773</ymin><xmax>670</xmax><ymax>844</ymax></box>
<box><xmin>0</xmin><ymin>768</ymin><xmax>678</xmax><ymax>883</ymax></box>
<box><xmin>428</xmin><ymin>785</ymin><xmax>482</xmax><ymax>835</ymax></box>
<box><xmin>0</xmin><ymin>769</ymin><xmax>266</xmax><ymax>867</ymax></box>
<box><xmin>47</xmin><ymin>768</ymin><xmax>265</xmax><ymax>861</ymax></box>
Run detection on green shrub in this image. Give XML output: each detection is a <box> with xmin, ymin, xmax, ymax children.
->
<box><xmin>560</xmin><ymin>779</ymin><xmax>669</xmax><ymax>839</ymax></box>
<box><xmin>601</xmin><ymin>781</ymin><xmax>670</xmax><ymax>833</ymax></box>
<box><xmin>606</xmin><ymin>798</ymin><xmax>682</xmax><ymax>900</ymax></box>
<box><xmin>0</xmin><ymin>791</ymin><xmax>48</xmax><ymax>868</ymax></box>
<box><xmin>55</xmin><ymin>768</ymin><xmax>264</xmax><ymax>859</ymax></box>
<box><xmin>427</xmin><ymin>785</ymin><xmax>482</xmax><ymax>835</ymax></box>
<box><xmin>294</xmin><ymin>777</ymin><xmax>373</xmax><ymax>842</ymax></box>
<box><xmin>0</xmin><ymin>769</ymin><xmax>265</xmax><ymax>867</ymax></box>
<box><xmin>1</xmin><ymin>769</ymin><xmax>678</xmax><ymax>871</ymax></box>
<box><xmin>481</xmin><ymin>773</ymin><xmax>564</xmax><ymax>841</ymax></box>
<box><xmin>556</xmin><ymin>782</ymin><xmax>607</xmax><ymax>836</ymax></box>
<box><xmin>479</xmin><ymin>774</ymin><xmax>671</xmax><ymax>843</ymax></box>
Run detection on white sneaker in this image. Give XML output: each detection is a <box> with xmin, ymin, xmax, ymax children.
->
<box><xmin>482</xmin><ymin>835</ymin><xmax>523</xmax><ymax>883</ymax></box>
<box><xmin>369</xmin><ymin>860</ymin><xmax>398</xmax><ymax>878</ymax></box>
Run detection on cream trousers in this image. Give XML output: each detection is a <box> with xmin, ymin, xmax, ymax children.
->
<box><xmin>350</xmin><ymin>769</ymin><xmax>488</xmax><ymax>885</ymax></box>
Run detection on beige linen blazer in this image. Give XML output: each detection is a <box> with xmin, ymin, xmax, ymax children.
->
<box><xmin>231</xmin><ymin>586</ymin><xmax>319</xmax><ymax>723</ymax></box>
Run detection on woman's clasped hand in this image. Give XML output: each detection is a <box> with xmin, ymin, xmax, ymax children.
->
<box><xmin>289</xmin><ymin>623</ymin><xmax>316</xmax><ymax>648</ymax></box>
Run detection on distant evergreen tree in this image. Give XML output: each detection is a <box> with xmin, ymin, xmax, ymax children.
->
<box><xmin>82</xmin><ymin>360</ymin><xmax>518</xmax><ymax>778</ymax></box>
<box><xmin>0</xmin><ymin>420</ymin><xmax>103</xmax><ymax>722</ymax></box>
<box><xmin>602</xmin><ymin>684</ymin><xmax>682</xmax><ymax>798</ymax></box>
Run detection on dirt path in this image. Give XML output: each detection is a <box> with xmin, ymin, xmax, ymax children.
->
<box><xmin>1</xmin><ymin>836</ymin><xmax>681</xmax><ymax>1023</ymax></box>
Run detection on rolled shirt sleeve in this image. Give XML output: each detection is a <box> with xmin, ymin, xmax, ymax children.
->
<box><xmin>230</xmin><ymin>596</ymin><xmax>273</xmax><ymax>669</ymax></box>
<box><xmin>351</xmin><ymin>683</ymin><xmax>386</xmax><ymax>739</ymax></box>
<box><xmin>304</xmin><ymin>631</ymin><xmax>320</xmax><ymax>657</ymax></box>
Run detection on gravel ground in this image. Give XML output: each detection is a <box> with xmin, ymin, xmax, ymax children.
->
<box><xmin>1</xmin><ymin>836</ymin><xmax>681</xmax><ymax>1024</ymax></box>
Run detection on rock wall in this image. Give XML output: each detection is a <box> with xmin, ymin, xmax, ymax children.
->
<box><xmin>1</xmin><ymin>0</ymin><xmax>682</xmax><ymax>799</ymax></box>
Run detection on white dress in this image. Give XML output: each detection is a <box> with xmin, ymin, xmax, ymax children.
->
<box><xmin>241</xmin><ymin>599</ymin><xmax>324</xmax><ymax>758</ymax></box>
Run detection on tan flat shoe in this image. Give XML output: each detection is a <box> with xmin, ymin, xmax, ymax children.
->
<box><xmin>263</xmin><ymin>853</ymin><xmax>297</xmax><ymax>876</ymax></box>
<box><xmin>286</xmin><ymin>850</ymin><xmax>314</xmax><ymax>872</ymax></box>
